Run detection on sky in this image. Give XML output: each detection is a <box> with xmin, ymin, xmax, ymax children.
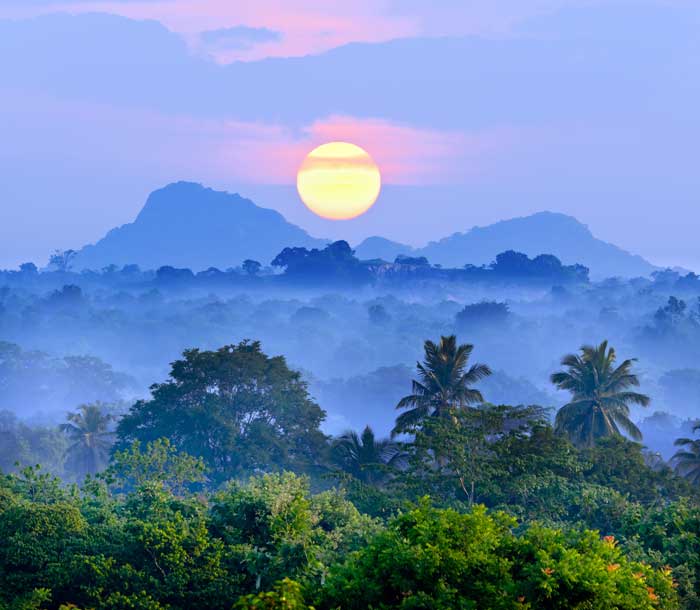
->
<box><xmin>0</xmin><ymin>0</ymin><xmax>698</xmax><ymax>270</ymax></box>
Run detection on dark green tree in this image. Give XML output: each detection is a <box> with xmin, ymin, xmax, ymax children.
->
<box><xmin>673</xmin><ymin>423</ymin><xmax>700</xmax><ymax>485</ymax></box>
<box><xmin>115</xmin><ymin>341</ymin><xmax>327</xmax><ymax>481</ymax></box>
<box><xmin>393</xmin><ymin>335</ymin><xmax>491</xmax><ymax>435</ymax></box>
<box><xmin>406</xmin><ymin>404</ymin><xmax>547</xmax><ymax>507</ymax></box>
<box><xmin>331</xmin><ymin>426</ymin><xmax>404</xmax><ymax>485</ymax></box>
<box><xmin>551</xmin><ymin>341</ymin><xmax>650</xmax><ymax>447</ymax></box>
<box><xmin>60</xmin><ymin>403</ymin><xmax>113</xmax><ymax>478</ymax></box>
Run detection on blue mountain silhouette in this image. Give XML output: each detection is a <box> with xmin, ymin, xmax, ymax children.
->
<box><xmin>74</xmin><ymin>183</ymin><xmax>655</xmax><ymax>278</ymax></box>
<box><xmin>73</xmin><ymin>182</ymin><xmax>327</xmax><ymax>270</ymax></box>
<box><xmin>356</xmin><ymin>212</ymin><xmax>655</xmax><ymax>278</ymax></box>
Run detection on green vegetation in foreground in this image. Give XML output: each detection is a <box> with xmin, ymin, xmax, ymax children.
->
<box><xmin>1</xmin><ymin>336</ymin><xmax>699</xmax><ymax>609</ymax></box>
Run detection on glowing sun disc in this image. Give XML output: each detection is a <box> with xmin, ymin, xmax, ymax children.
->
<box><xmin>297</xmin><ymin>142</ymin><xmax>382</xmax><ymax>220</ymax></box>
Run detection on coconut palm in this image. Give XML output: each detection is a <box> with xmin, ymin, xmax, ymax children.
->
<box><xmin>393</xmin><ymin>335</ymin><xmax>491</xmax><ymax>435</ymax></box>
<box><xmin>673</xmin><ymin>423</ymin><xmax>700</xmax><ymax>485</ymax></box>
<box><xmin>331</xmin><ymin>426</ymin><xmax>405</xmax><ymax>485</ymax></box>
<box><xmin>551</xmin><ymin>341</ymin><xmax>650</xmax><ymax>447</ymax></box>
<box><xmin>60</xmin><ymin>403</ymin><xmax>114</xmax><ymax>477</ymax></box>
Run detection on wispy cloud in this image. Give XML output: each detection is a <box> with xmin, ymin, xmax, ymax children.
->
<box><xmin>0</xmin><ymin>85</ymin><xmax>486</xmax><ymax>186</ymax></box>
<box><xmin>199</xmin><ymin>25</ymin><xmax>282</xmax><ymax>51</ymax></box>
<box><xmin>2</xmin><ymin>0</ymin><xmax>677</xmax><ymax>61</ymax></box>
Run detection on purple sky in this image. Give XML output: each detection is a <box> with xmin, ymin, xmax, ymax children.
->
<box><xmin>0</xmin><ymin>1</ymin><xmax>699</xmax><ymax>270</ymax></box>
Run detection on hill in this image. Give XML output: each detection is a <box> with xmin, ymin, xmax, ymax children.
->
<box><xmin>414</xmin><ymin>212</ymin><xmax>655</xmax><ymax>278</ymax></box>
<box><xmin>72</xmin><ymin>182</ymin><xmax>327</xmax><ymax>270</ymax></box>
<box><xmin>73</xmin><ymin>185</ymin><xmax>656</xmax><ymax>278</ymax></box>
<box><xmin>354</xmin><ymin>236</ymin><xmax>414</xmax><ymax>262</ymax></box>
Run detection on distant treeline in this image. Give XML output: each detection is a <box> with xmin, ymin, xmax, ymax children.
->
<box><xmin>2</xmin><ymin>241</ymin><xmax>594</xmax><ymax>288</ymax></box>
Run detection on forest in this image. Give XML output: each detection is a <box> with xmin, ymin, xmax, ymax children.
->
<box><xmin>2</xmin><ymin>248</ymin><xmax>700</xmax><ymax>609</ymax></box>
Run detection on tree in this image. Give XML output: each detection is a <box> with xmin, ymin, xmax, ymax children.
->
<box><xmin>673</xmin><ymin>423</ymin><xmax>700</xmax><ymax>485</ymax></box>
<box><xmin>104</xmin><ymin>438</ymin><xmax>207</xmax><ymax>494</ymax></box>
<box><xmin>393</xmin><ymin>335</ymin><xmax>491</xmax><ymax>435</ymax></box>
<box><xmin>210</xmin><ymin>472</ymin><xmax>378</xmax><ymax>593</ymax></box>
<box><xmin>235</xmin><ymin>579</ymin><xmax>312</xmax><ymax>609</ymax></box>
<box><xmin>115</xmin><ymin>341</ymin><xmax>327</xmax><ymax>481</ymax></box>
<box><xmin>331</xmin><ymin>426</ymin><xmax>404</xmax><ymax>485</ymax></box>
<box><xmin>18</xmin><ymin>262</ymin><xmax>38</xmax><ymax>276</ymax></box>
<box><xmin>60</xmin><ymin>403</ymin><xmax>113</xmax><ymax>478</ymax></box>
<box><xmin>271</xmin><ymin>241</ymin><xmax>372</xmax><ymax>286</ymax></box>
<box><xmin>455</xmin><ymin>301</ymin><xmax>509</xmax><ymax>328</ymax></box>
<box><xmin>242</xmin><ymin>260</ymin><xmax>262</xmax><ymax>276</ymax></box>
<box><xmin>316</xmin><ymin>502</ymin><xmax>678</xmax><ymax>610</ymax></box>
<box><xmin>406</xmin><ymin>404</ymin><xmax>547</xmax><ymax>507</ymax></box>
<box><xmin>49</xmin><ymin>249</ymin><xmax>76</xmax><ymax>272</ymax></box>
<box><xmin>551</xmin><ymin>341</ymin><xmax>650</xmax><ymax>447</ymax></box>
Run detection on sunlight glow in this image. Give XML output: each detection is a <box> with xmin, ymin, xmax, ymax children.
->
<box><xmin>296</xmin><ymin>141</ymin><xmax>381</xmax><ymax>220</ymax></box>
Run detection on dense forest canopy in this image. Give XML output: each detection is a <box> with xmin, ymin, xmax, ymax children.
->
<box><xmin>2</xmin><ymin>250</ymin><xmax>700</xmax><ymax>608</ymax></box>
<box><xmin>1</xmin><ymin>333</ymin><xmax>700</xmax><ymax>608</ymax></box>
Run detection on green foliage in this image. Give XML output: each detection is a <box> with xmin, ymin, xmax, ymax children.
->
<box><xmin>317</xmin><ymin>502</ymin><xmax>678</xmax><ymax>609</ymax></box>
<box><xmin>582</xmin><ymin>436</ymin><xmax>691</xmax><ymax>504</ymax></box>
<box><xmin>0</xmin><ymin>588</ymin><xmax>52</xmax><ymax>610</ymax></box>
<box><xmin>0</xmin><ymin>497</ymin><xmax>87</xmax><ymax>601</ymax></box>
<box><xmin>621</xmin><ymin>501</ymin><xmax>700</xmax><ymax>609</ymax></box>
<box><xmin>104</xmin><ymin>438</ymin><xmax>206</xmax><ymax>494</ymax></box>
<box><xmin>400</xmin><ymin>404</ymin><xmax>549</xmax><ymax>507</ymax></box>
<box><xmin>673</xmin><ymin>424</ymin><xmax>700</xmax><ymax>485</ymax></box>
<box><xmin>0</xmin><ymin>410</ymin><xmax>67</xmax><ymax>476</ymax></box>
<box><xmin>235</xmin><ymin>579</ymin><xmax>314</xmax><ymax>610</ymax></box>
<box><xmin>330</xmin><ymin>426</ymin><xmax>404</xmax><ymax>485</ymax></box>
<box><xmin>209</xmin><ymin>472</ymin><xmax>379</xmax><ymax>592</ymax></box>
<box><xmin>115</xmin><ymin>341</ymin><xmax>327</xmax><ymax>482</ymax></box>
<box><xmin>2</xmin><ymin>335</ymin><xmax>700</xmax><ymax>609</ymax></box>
<box><xmin>61</xmin><ymin>403</ymin><xmax>114</xmax><ymax>480</ymax></box>
<box><xmin>393</xmin><ymin>334</ymin><xmax>491</xmax><ymax>435</ymax></box>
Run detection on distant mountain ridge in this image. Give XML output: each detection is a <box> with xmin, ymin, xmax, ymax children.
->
<box><xmin>73</xmin><ymin>182</ymin><xmax>328</xmax><ymax>271</ymax></box>
<box><xmin>74</xmin><ymin>183</ymin><xmax>657</xmax><ymax>278</ymax></box>
<box><xmin>355</xmin><ymin>212</ymin><xmax>656</xmax><ymax>279</ymax></box>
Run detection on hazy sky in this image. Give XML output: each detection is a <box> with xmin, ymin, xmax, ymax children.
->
<box><xmin>1</xmin><ymin>0</ymin><xmax>698</xmax><ymax>269</ymax></box>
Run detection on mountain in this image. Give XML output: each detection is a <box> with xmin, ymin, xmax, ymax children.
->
<box><xmin>354</xmin><ymin>236</ymin><xmax>414</xmax><ymax>262</ymax></box>
<box><xmin>74</xmin><ymin>184</ymin><xmax>656</xmax><ymax>278</ymax></box>
<box><xmin>413</xmin><ymin>212</ymin><xmax>656</xmax><ymax>279</ymax></box>
<box><xmin>73</xmin><ymin>182</ymin><xmax>327</xmax><ymax>271</ymax></box>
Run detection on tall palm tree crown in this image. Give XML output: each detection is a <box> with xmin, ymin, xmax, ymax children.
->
<box><xmin>673</xmin><ymin>423</ymin><xmax>700</xmax><ymax>485</ymax></box>
<box><xmin>331</xmin><ymin>425</ymin><xmax>404</xmax><ymax>484</ymax></box>
<box><xmin>393</xmin><ymin>335</ymin><xmax>491</xmax><ymax>436</ymax></box>
<box><xmin>60</xmin><ymin>403</ymin><xmax>114</xmax><ymax>476</ymax></box>
<box><xmin>551</xmin><ymin>341</ymin><xmax>650</xmax><ymax>447</ymax></box>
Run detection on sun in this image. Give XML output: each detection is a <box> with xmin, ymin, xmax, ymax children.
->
<box><xmin>297</xmin><ymin>142</ymin><xmax>382</xmax><ymax>220</ymax></box>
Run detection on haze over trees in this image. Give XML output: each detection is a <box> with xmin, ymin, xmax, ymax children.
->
<box><xmin>2</xmin><ymin>210</ymin><xmax>700</xmax><ymax>607</ymax></box>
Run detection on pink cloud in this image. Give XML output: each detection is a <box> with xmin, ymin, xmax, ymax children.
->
<box><xmin>212</xmin><ymin>115</ymin><xmax>518</xmax><ymax>186</ymax></box>
<box><xmin>10</xmin><ymin>0</ymin><xmax>418</xmax><ymax>61</ymax></box>
<box><xmin>0</xmin><ymin>0</ymin><xmax>617</xmax><ymax>61</ymax></box>
<box><xmin>1</xmin><ymin>87</ymin><xmax>519</xmax><ymax>187</ymax></box>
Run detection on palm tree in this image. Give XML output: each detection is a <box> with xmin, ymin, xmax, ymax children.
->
<box><xmin>331</xmin><ymin>426</ymin><xmax>405</xmax><ymax>485</ymax></box>
<box><xmin>673</xmin><ymin>423</ymin><xmax>700</xmax><ymax>484</ymax></box>
<box><xmin>60</xmin><ymin>403</ymin><xmax>114</xmax><ymax>477</ymax></box>
<box><xmin>551</xmin><ymin>341</ymin><xmax>650</xmax><ymax>447</ymax></box>
<box><xmin>393</xmin><ymin>335</ymin><xmax>491</xmax><ymax>435</ymax></box>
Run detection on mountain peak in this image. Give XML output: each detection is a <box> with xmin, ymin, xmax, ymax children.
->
<box><xmin>73</xmin><ymin>183</ymin><xmax>326</xmax><ymax>271</ymax></box>
<box><xmin>419</xmin><ymin>211</ymin><xmax>654</xmax><ymax>278</ymax></box>
<box><xmin>135</xmin><ymin>182</ymin><xmax>263</xmax><ymax>224</ymax></box>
